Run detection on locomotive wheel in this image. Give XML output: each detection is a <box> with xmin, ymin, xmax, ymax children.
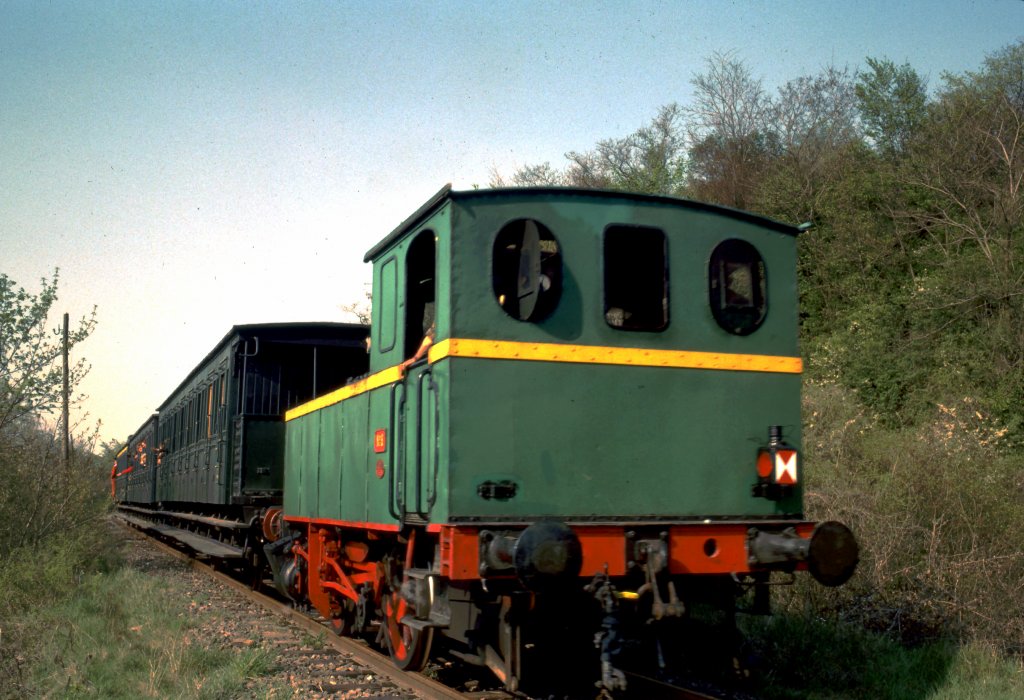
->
<box><xmin>261</xmin><ymin>507</ymin><xmax>283</xmax><ymax>542</ymax></box>
<box><xmin>329</xmin><ymin>599</ymin><xmax>356</xmax><ymax>636</ymax></box>
<box><xmin>382</xmin><ymin>586</ymin><xmax>433</xmax><ymax>671</ymax></box>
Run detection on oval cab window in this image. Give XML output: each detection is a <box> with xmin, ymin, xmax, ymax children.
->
<box><xmin>709</xmin><ymin>239</ymin><xmax>767</xmax><ymax>335</ymax></box>
<box><xmin>493</xmin><ymin>219</ymin><xmax>562</xmax><ymax>321</ymax></box>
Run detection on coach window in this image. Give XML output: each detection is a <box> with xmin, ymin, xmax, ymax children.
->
<box><xmin>709</xmin><ymin>239</ymin><xmax>767</xmax><ymax>335</ymax></box>
<box><xmin>404</xmin><ymin>230</ymin><xmax>436</xmax><ymax>360</ymax></box>
<box><xmin>206</xmin><ymin>384</ymin><xmax>214</xmax><ymax>438</ymax></box>
<box><xmin>604</xmin><ymin>225</ymin><xmax>668</xmax><ymax>331</ymax></box>
<box><xmin>493</xmin><ymin>219</ymin><xmax>561</xmax><ymax>321</ymax></box>
<box><xmin>220</xmin><ymin>374</ymin><xmax>228</xmax><ymax>429</ymax></box>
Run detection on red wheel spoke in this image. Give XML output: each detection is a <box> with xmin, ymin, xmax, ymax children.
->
<box><xmin>383</xmin><ymin>584</ymin><xmax>432</xmax><ymax>670</ymax></box>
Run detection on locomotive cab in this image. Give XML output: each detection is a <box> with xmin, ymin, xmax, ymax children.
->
<box><xmin>345</xmin><ymin>186</ymin><xmax>811</xmax><ymax>526</ymax></box>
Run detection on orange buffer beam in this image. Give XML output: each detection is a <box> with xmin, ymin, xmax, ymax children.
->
<box><xmin>439</xmin><ymin>522</ymin><xmax>815</xmax><ymax>581</ymax></box>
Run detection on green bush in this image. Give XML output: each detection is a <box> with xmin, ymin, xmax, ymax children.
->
<box><xmin>742</xmin><ymin>614</ymin><xmax>1024</xmax><ymax>700</ymax></box>
<box><xmin>0</xmin><ymin>420</ymin><xmax>116</xmax><ymax>696</ymax></box>
<box><xmin>791</xmin><ymin>380</ymin><xmax>1024</xmax><ymax>655</ymax></box>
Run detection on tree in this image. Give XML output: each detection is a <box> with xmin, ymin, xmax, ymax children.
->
<box><xmin>770</xmin><ymin>67</ymin><xmax>859</xmax><ymax>204</ymax></box>
<box><xmin>491</xmin><ymin>104</ymin><xmax>689</xmax><ymax>196</ymax></box>
<box><xmin>892</xmin><ymin>42</ymin><xmax>1024</xmax><ymax>435</ymax></box>
<box><xmin>855</xmin><ymin>57</ymin><xmax>928</xmax><ymax>159</ymax></box>
<box><xmin>753</xmin><ymin>65</ymin><xmax>863</xmax><ymax>229</ymax></box>
<box><xmin>0</xmin><ymin>270</ymin><xmax>103</xmax><ymax>562</ymax></box>
<box><xmin>339</xmin><ymin>285</ymin><xmax>372</xmax><ymax>325</ymax></box>
<box><xmin>0</xmin><ymin>270</ymin><xmax>96</xmax><ymax>436</ymax></box>
<box><xmin>685</xmin><ymin>52</ymin><xmax>773</xmax><ymax>208</ymax></box>
<box><xmin>491</xmin><ymin>161</ymin><xmax>568</xmax><ymax>188</ymax></box>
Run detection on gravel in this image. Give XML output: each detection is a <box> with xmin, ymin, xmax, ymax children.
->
<box><xmin>118</xmin><ymin>526</ymin><xmax>426</xmax><ymax>699</ymax></box>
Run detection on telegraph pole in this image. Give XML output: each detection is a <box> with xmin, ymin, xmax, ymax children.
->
<box><xmin>62</xmin><ymin>312</ymin><xmax>70</xmax><ymax>469</ymax></box>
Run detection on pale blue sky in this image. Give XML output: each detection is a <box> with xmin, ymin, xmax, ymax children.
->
<box><xmin>2</xmin><ymin>0</ymin><xmax>1022</xmax><ymax>444</ymax></box>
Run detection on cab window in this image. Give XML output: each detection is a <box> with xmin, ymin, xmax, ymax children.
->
<box><xmin>709</xmin><ymin>239</ymin><xmax>767</xmax><ymax>335</ymax></box>
<box><xmin>603</xmin><ymin>225</ymin><xmax>668</xmax><ymax>331</ymax></box>
<box><xmin>492</xmin><ymin>219</ymin><xmax>561</xmax><ymax>322</ymax></box>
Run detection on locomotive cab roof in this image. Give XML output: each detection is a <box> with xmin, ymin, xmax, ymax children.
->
<box><xmin>363</xmin><ymin>184</ymin><xmax>800</xmax><ymax>263</ymax></box>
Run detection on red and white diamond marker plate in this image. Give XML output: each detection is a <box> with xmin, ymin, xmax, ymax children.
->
<box><xmin>774</xmin><ymin>450</ymin><xmax>798</xmax><ymax>485</ymax></box>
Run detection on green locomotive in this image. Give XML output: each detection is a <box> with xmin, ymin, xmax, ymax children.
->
<box><xmin>270</xmin><ymin>186</ymin><xmax>859</xmax><ymax>692</ymax></box>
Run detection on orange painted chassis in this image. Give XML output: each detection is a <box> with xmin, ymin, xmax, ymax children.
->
<box><xmin>282</xmin><ymin>516</ymin><xmax>815</xmax><ymax>624</ymax></box>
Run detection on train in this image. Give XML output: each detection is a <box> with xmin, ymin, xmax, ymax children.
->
<box><xmin>114</xmin><ymin>185</ymin><xmax>859</xmax><ymax>695</ymax></box>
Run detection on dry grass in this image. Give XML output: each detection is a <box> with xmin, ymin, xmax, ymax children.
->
<box><xmin>791</xmin><ymin>380</ymin><xmax>1024</xmax><ymax>654</ymax></box>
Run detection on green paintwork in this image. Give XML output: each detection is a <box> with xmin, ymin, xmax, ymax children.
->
<box><xmin>284</xmin><ymin>188</ymin><xmax>804</xmax><ymax>526</ymax></box>
<box><xmin>155</xmin><ymin>342</ymin><xmax>232</xmax><ymax>506</ymax></box>
<box><xmin>443</xmin><ymin>360</ymin><xmax>801</xmax><ymax>519</ymax></box>
<box><xmin>448</xmin><ymin>192</ymin><xmax>798</xmax><ymax>356</ymax></box>
<box><xmin>240</xmin><ymin>418</ymin><xmax>285</xmax><ymax>492</ymax></box>
<box><xmin>285</xmin><ymin>393</ymin><xmax>396</xmax><ymax>523</ymax></box>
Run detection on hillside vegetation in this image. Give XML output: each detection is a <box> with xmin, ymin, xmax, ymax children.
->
<box><xmin>497</xmin><ymin>43</ymin><xmax>1024</xmax><ymax>660</ymax></box>
<box><xmin>0</xmin><ymin>271</ymin><xmax>115</xmax><ymax>696</ymax></box>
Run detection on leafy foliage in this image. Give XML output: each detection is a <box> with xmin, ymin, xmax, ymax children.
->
<box><xmin>490</xmin><ymin>103</ymin><xmax>689</xmax><ymax>195</ymax></box>
<box><xmin>799</xmin><ymin>382</ymin><xmax>1024</xmax><ymax>648</ymax></box>
<box><xmin>855</xmin><ymin>57</ymin><xmax>929</xmax><ymax>159</ymax></box>
<box><xmin>0</xmin><ymin>270</ymin><xmax>96</xmax><ymax>434</ymax></box>
<box><xmin>685</xmin><ymin>52</ymin><xmax>775</xmax><ymax>208</ymax></box>
<box><xmin>0</xmin><ymin>271</ymin><xmax>104</xmax><ymax>555</ymax></box>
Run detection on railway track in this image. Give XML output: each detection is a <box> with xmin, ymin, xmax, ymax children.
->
<box><xmin>623</xmin><ymin>671</ymin><xmax>751</xmax><ymax>700</ymax></box>
<box><xmin>116</xmin><ymin>515</ymin><xmax>736</xmax><ymax>700</ymax></box>
<box><xmin>116</xmin><ymin>516</ymin><xmax>501</xmax><ymax>699</ymax></box>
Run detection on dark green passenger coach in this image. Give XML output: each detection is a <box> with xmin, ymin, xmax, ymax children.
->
<box><xmin>145</xmin><ymin>323</ymin><xmax>369</xmax><ymax>509</ymax></box>
<box><xmin>115</xmin><ymin>323</ymin><xmax>370</xmax><ymax>560</ymax></box>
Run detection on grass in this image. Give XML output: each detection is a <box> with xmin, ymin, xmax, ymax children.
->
<box><xmin>741</xmin><ymin>613</ymin><xmax>1024</xmax><ymax>700</ymax></box>
<box><xmin>0</xmin><ymin>534</ymin><xmax>276</xmax><ymax>699</ymax></box>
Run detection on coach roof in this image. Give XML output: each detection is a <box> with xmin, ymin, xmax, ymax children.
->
<box><xmin>155</xmin><ymin>323</ymin><xmax>367</xmax><ymax>414</ymax></box>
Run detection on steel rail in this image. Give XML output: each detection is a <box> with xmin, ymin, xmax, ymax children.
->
<box><xmin>623</xmin><ymin>670</ymin><xmax>730</xmax><ymax>700</ymax></box>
